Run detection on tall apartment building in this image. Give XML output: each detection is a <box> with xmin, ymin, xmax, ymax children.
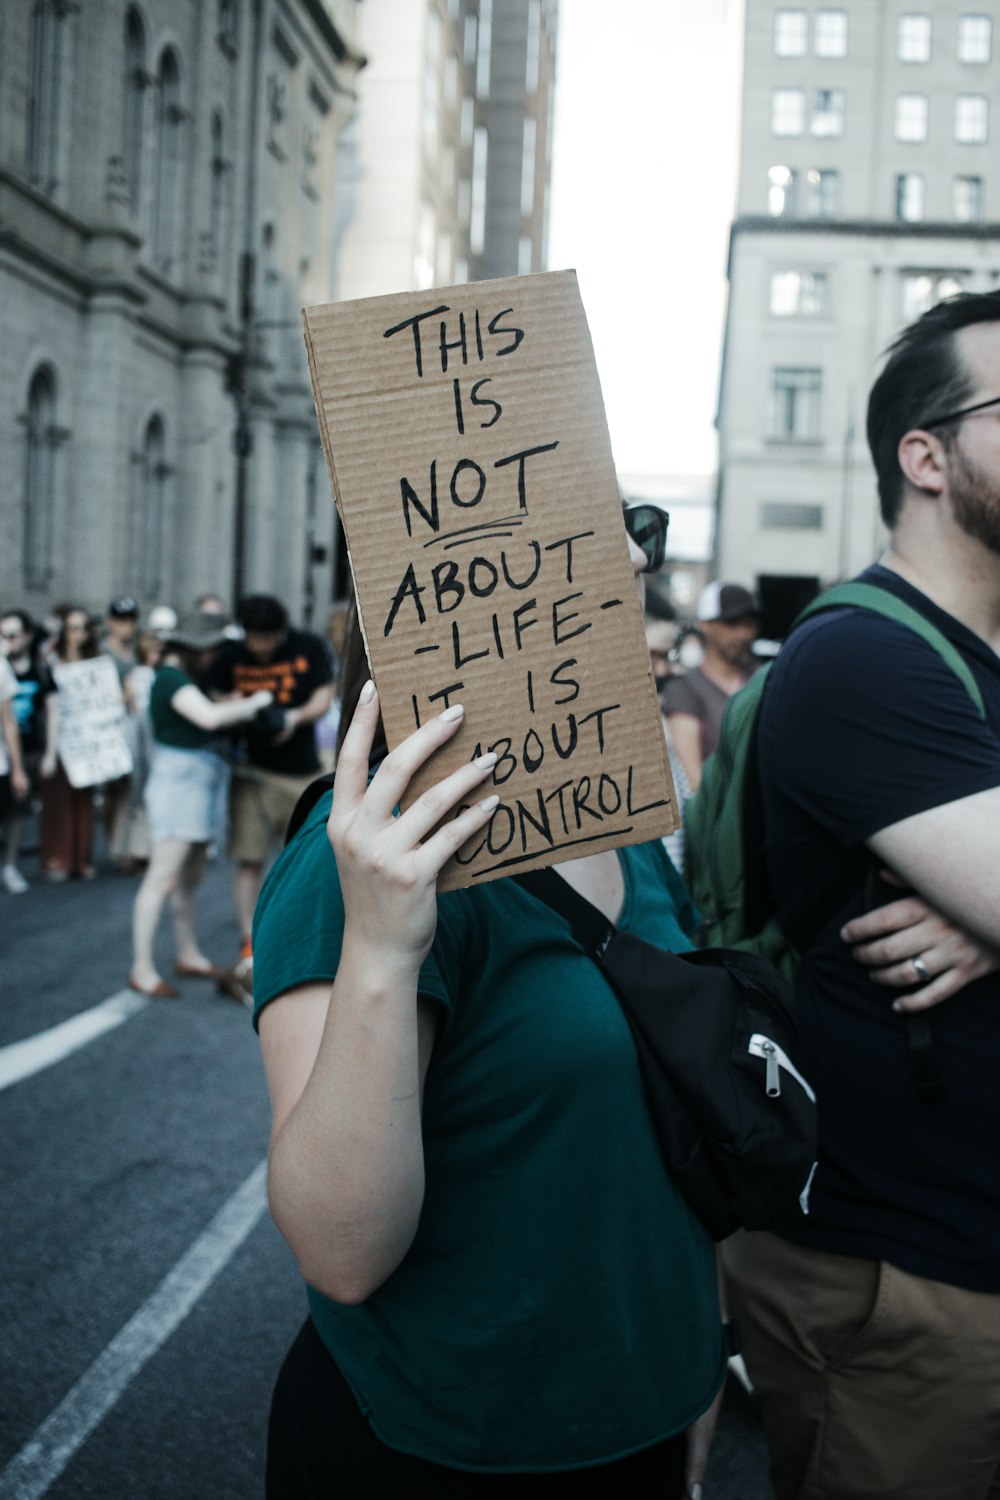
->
<box><xmin>0</xmin><ymin>0</ymin><xmax>363</xmax><ymax>623</ymax></box>
<box><xmin>334</xmin><ymin>0</ymin><xmax>558</xmax><ymax>300</ymax></box>
<box><xmin>716</xmin><ymin>2</ymin><xmax>1000</xmax><ymax>622</ymax></box>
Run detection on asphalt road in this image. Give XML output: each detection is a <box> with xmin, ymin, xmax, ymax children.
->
<box><xmin>0</xmin><ymin>838</ymin><xmax>774</xmax><ymax>1499</ymax></box>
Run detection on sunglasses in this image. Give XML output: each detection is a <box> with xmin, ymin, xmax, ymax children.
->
<box><xmin>623</xmin><ymin>503</ymin><xmax>670</xmax><ymax>574</ymax></box>
<box><xmin>923</xmin><ymin>393</ymin><xmax>1000</xmax><ymax>429</ymax></box>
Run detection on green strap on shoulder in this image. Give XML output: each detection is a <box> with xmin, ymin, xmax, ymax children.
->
<box><xmin>796</xmin><ymin>581</ymin><xmax>985</xmax><ymax>720</ymax></box>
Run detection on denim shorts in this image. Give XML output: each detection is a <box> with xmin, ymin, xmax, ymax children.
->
<box><xmin>145</xmin><ymin>745</ymin><xmax>229</xmax><ymax>844</ymax></box>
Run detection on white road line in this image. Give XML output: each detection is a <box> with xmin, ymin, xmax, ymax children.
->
<box><xmin>0</xmin><ymin>1159</ymin><xmax>269</xmax><ymax>1500</ymax></box>
<box><xmin>0</xmin><ymin>991</ymin><xmax>149</xmax><ymax>1094</ymax></box>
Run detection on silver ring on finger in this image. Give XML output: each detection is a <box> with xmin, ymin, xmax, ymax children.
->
<box><xmin>911</xmin><ymin>953</ymin><xmax>931</xmax><ymax>985</ymax></box>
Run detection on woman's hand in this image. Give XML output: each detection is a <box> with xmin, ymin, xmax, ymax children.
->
<box><xmin>329</xmin><ymin>681</ymin><xmax>498</xmax><ymax>977</ymax></box>
<box><xmin>247</xmin><ymin>689</ymin><xmax>274</xmax><ymax>712</ymax></box>
<box><xmin>841</xmin><ymin>869</ymin><xmax>1000</xmax><ymax>1012</ymax></box>
<box><xmin>40</xmin><ymin>751</ymin><xmax>57</xmax><ymax>779</ymax></box>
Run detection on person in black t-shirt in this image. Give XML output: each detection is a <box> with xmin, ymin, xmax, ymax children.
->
<box><xmin>1</xmin><ymin>609</ymin><xmax>55</xmax><ymax>893</ymax></box>
<box><xmin>203</xmin><ymin>594</ymin><xmax>333</xmax><ymax>995</ymax></box>
<box><xmin>723</xmin><ymin>293</ymin><xmax>1000</xmax><ymax>1500</ymax></box>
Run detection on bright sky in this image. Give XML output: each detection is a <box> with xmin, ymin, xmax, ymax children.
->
<box><xmin>548</xmin><ymin>0</ymin><xmax>743</xmax><ymax>480</ymax></box>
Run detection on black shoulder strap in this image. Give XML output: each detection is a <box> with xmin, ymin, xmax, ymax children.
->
<box><xmin>284</xmin><ymin>773</ymin><xmax>335</xmax><ymax>846</ymax></box>
<box><xmin>513</xmin><ymin>867</ymin><xmax>616</xmax><ymax>957</ymax></box>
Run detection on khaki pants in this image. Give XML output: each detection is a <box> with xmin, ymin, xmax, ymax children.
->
<box><xmin>724</xmin><ymin>1230</ymin><xmax>1000</xmax><ymax>1500</ymax></box>
<box><xmin>228</xmin><ymin>767</ymin><xmax>318</xmax><ymax>865</ymax></box>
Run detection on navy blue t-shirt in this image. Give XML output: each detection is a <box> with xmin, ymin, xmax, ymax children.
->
<box><xmin>758</xmin><ymin>564</ymin><xmax>1000</xmax><ymax>1292</ymax></box>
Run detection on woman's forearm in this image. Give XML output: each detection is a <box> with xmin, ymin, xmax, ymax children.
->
<box><xmin>265</xmin><ymin>941</ymin><xmax>432</xmax><ymax>1305</ymax></box>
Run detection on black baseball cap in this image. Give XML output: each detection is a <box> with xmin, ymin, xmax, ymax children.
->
<box><xmin>108</xmin><ymin>596</ymin><xmax>139</xmax><ymax>619</ymax></box>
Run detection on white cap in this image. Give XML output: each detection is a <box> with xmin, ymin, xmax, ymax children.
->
<box><xmin>147</xmin><ymin>605</ymin><xmax>178</xmax><ymax>635</ymax></box>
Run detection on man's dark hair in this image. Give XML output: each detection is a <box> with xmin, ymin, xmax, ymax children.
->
<box><xmin>1</xmin><ymin>608</ymin><xmax>34</xmax><ymax>634</ymax></box>
<box><xmin>867</xmin><ymin>290</ymin><xmax>1000</xmax><ymax>527</ymax></box>
<box><xmin>237</xmin><ymin>594</ymin><xmax>288</xmax><ymax>633</ymax></box>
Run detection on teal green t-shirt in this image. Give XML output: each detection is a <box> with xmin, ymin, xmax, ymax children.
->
<box><xmin>149</xmin><ymin>665</ymin><xmax>213</xmax><ymax>749</ymax></box>
<box><xmin>253</xmin><ymin>793</ymin><xmax>725</xmax><ymax>1473</ymax></box>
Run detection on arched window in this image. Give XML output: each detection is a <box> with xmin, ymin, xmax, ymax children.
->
<box><xmin>136</xmin><ymin>415</ymin><xmax>168</xmax><ymax>595</ymax></box>
<box><xmin>209</xmin><ymin>110</ymin><xmax>233</xmax><ymax>283</ymax></box>
<box><xmin>26</xmin><ymin>1</ymin><xmax>66</xmax><ymax>194</ymax></box>
<box><xmin>150</xmin><ymin>48</ymin><xmax>182</xmax><ymax>274</ymax></box>
<box><xmin>123</xmin><ymin>8</ymin><xmax>147</xmax><ymax>212</ymax></box>
<box><xmin>22</xmin><ymin>367</ymin><xmax>58</xmax><ymax>590</ymax></box>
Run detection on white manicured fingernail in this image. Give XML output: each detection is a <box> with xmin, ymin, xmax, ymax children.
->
<box><xmin>359</xmin><ymin>680</ymin><xmax>376</xmax><ymax>705</ymax></box>
<box><xmin>479</xmin><ymin>794</ymin><xmax>500</xmax><ymax>812</ymax></box>
<box><xmin>475</xmin><ymin>752</ymin><xmax>497</xmax><ymax>769</ymax></box>
<box><xmin>440</xmin><ymin>704</ymin><xmax>464</xmax><ymax>722</ymax></box>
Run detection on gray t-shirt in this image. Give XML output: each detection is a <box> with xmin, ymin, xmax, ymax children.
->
<box><xmin>662</xmin><ymin>665</ymin><xmax>733</xmax><ymax>761</ymax></box>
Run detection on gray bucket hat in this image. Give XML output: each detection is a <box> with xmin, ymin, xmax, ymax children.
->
<box><xmin>167</xmin><ymin>609</ymin><xmax>231</xmax><ymax>652</ymax></box>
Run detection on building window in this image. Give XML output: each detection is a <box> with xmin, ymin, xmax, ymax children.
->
<box><xmin>208</xmin><ymin>110</ymin><xmax>233</xmax><ymax>280</ymax></box>
<box><xmin>463</xmin><ymin>12</ymin><xmax>477</xmax><ymax>65</ymax></box>
<box><xmin>902</xmin><ymin>272</ymin><xmax>965</xmax><ymax>322</ymax></box>
<box><xmin>895</xmin><ymin>172</ymin><xmax>925</xmax><ymax>221</ymax></box>
<box><xmin>136</xmin><ymin>416</ymin><xmax>168</xmax><ymax>597</ymax></box>
<box><xmin>814</xmin><ymin>9</ymin><xmax>847</xmax><ymax>57</ymax></box>
<box><xmin>767</xmin><ymin>164</ymin><xmax>798</xmax><ymax>216</ymax></box>
<box><xmin>476</xmin><ymin>0</ymin><xmax>492</xmax><ymax>98</ymax></box>
<box><xmin>760</xmin><ymin>502</ymin><xmax>823</xmax><ymax>530</ymax></box>
<box><xmin>217</xmin><ymin>0</ymin><xmax>238</xmax><ymax>55</ymax></box>
<box><xmin>414</xmin><ymin>201</ymin><xmax>435</xmax><ymax>289</ymax></box>
<box><xmin>811</xmin><ymin>88</ymin><xmax>845</xmax><ymax>136</ymax></box>
<box><xmin>953</xmin><ymin>175</ymin><xmax>984</xmax><ymax>221</ymax></box>
<box><xmin>22</xmin><ymin>366</ymin><xmax>58</xmax><ymax>590</ymax></box>
<box><xmin>955</xmin><ymin>94</ymin><xmax>988</xmax><ymax>143</ymax></box>
<box><xmin>423</xmin><ymin>8</ymin><xmax>441</xmax><ymax>152</ymax></box>
<box><xmin>460</xmin><ymin>95</ymin><xmax>474</xmax><ymax>147</ymax></box>
<box><xmin>520</xmin><ymin>116</ymin><xmax>536</xmax><ymax>217</ymax></box>
<box><xmin>895</xmin><ymin>93</ymin><xmax>928</xmax><ymax>141</ymax></box>
<box><xmin>444</xmin><ymin>54</ymin><xmax>458</xmax><ymax>107</ymax></box>
<box><xmin>958</xmin><ymin>15</ymin><xmax>992</xmax><ymax>63</ymax></box>
<box><xmin>771</xmin><ymin>88</ymin><xmax>805</xmax><ymax>136</ymax></box>
<box><xmin>804</xmin><ymin>167</ymin><xmax>839</xmax><ymax>216</ymax></box>
<box><xmin>470</xmin><ymin>125</ymin><xmax>488</xmax><ymax>255</ymax></box>
<box><xmin>897</xmin><ymin>14</ymin><xmax>932</xmax><ymax>61</ymax></box>
<box><xmin>150</xmin><ymin>48</ymin><xmax>183</xmax><ymax>274</ymax></box>
<box><xmin>770</xmin><ymin>270</ymin><xmax>829</xmax><ymax>317</ymax></box>
<box><xmin>770</xmin><ymin>367</ymin><xmax>822</xmax><ymax>440</ymax></box>
<box><xmin>123</xmin><ymin>8</ymin><xmax>146</xmax><ymax>214</ymax></box>
<box><xmin>774</xmin><ymin>9</ymin><xmax>808</xmax><ymax>56</ymax></box>
<box><xmin>26</xmin><ymin>0</ymin><xmax>67</xmax><ymax>195</ymax></box>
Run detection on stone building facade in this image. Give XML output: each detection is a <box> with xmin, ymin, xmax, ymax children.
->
<box><xmin>716</xmin><ymin>1</ymin><xmax>1000</xmax><ymax>619</ymax></box>
<box><xmin>0</xmin><ymin>0</ymin><xmax>363</xmax><ymax>623</ymax></box>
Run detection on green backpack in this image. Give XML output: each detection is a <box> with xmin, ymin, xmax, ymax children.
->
<box><xmin>683</xmin><ymin>581</ymin><xmax>985</xmax><ymax>981</ymax></box>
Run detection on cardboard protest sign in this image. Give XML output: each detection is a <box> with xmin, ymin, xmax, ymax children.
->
<box><xmin>303</xmin><ymin>269</ymin><xmax>677</xmax><ymax>889</ymax></box>
<box><xmin>53</xmin><ymin>657</ymin><xmax>133</xmax><ymax>788</ymax></box>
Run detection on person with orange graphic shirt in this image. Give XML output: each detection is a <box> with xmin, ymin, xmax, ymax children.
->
<box><xmin>204</xmin><ymin>594</ymin><xmax>333</xmax><ymax>1002</ymax></box>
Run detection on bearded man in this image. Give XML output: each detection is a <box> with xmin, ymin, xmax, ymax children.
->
<box><xmin>723</xmin><ymin>291</ymin><xmax>1000</xmax><ymax>1499</ymax></box>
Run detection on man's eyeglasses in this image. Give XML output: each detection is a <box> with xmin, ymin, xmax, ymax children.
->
<box><xmin>623</xmin><ymin>503</ymin><xmax>670</xmax><ymax>574</ymax></box>
<box><xmin>923</xmin><ymin>394</ymin><xmax>1000</xmax><ymax>430</ymax></box>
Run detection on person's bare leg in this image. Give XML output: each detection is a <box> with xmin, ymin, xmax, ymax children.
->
<box><xmin>234</xmin><ymin>860</ymin><xmax>264</xmax><ymax>949</ymax></box>
<box><xmin>132</xmin><ymin>839</ymin><xmax>189</xmax><ymax>989</ymax></box>
<box><xmin>171</xmin><ymin>844</ymin><xmax>212</xmax><ymax>969</ymax></box>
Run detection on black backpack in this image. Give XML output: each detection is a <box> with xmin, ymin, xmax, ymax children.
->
<box><xmin>515</xmin><ymin>866</ymin><xmax>818</xmax><ymax>1241</ymax></box>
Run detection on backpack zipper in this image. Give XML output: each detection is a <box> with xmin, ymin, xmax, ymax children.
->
<box><xmin>748</xmin><ymin>1034</ymin><xmax>816</xmax><ymax>1103</ymax></box>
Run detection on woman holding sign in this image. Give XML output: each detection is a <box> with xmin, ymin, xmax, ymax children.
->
<box><xmin>251</xmin><ymin>509</ymin><xmax>726</xmax><ymax>1497</ymax></box>
<box><xmin>39</xmin><ymin>607</ymin><xmax>101</xmax><ymax>881</ymax></box>
<box><xmin>128</xmin><ymin>611</ymin><xmax>273</xmax><ymax>999</ymax></box>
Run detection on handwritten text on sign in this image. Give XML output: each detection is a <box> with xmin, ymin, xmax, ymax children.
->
<box><xmin>303</xmin><ymin>271</ymin><xmax>676</xmax><ymax>889</ymax></box>
<box><xmin>53</xmin><ymin>657</ymin><xmax>133</xmax><ymax>789</ymax></box>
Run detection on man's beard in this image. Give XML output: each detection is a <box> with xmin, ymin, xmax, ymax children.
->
<box><xmin>950</xmin><ymin>445</ymin><xmax>1000</xmax><ymax>555</ymax></box>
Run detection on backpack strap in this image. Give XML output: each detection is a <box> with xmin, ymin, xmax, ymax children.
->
<box><xmin>796</xmin><ymin>581</ymin><xmax>985</xmax><ymax>718</ymax></box>
<box><xmin>513</xmin><ymin>867</ymin><xmax>616</xmax><ymax>957</ymax></box>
